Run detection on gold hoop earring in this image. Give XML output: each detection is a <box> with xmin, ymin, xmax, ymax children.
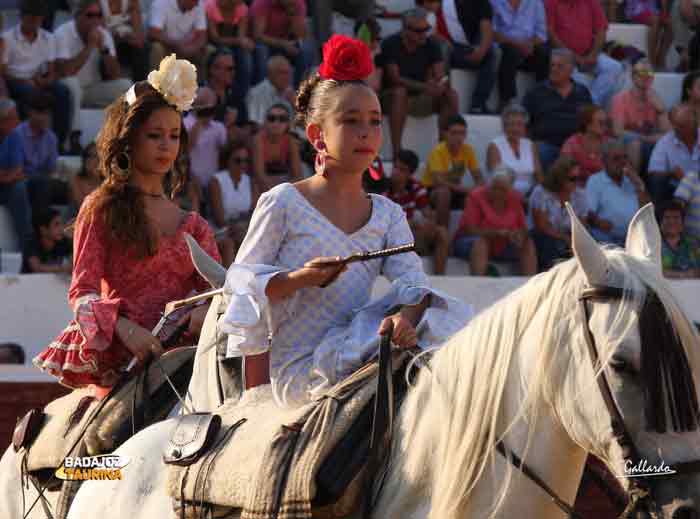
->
<box><xmin>115</xmin><ymin>151</ymin><xmax>131</xmax><ymax>178</ymax></box>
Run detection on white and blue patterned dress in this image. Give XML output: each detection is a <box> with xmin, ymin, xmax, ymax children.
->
<box><xmin>220</xmin><ymin>183</ymin><xmax>473</xmax><ymax>407</ymax></box>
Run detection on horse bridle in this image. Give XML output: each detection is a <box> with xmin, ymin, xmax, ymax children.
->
<box><xmin>498</xmin><ymin>284</ymin><xmax>700</xmax><ymax>518</ymax></box>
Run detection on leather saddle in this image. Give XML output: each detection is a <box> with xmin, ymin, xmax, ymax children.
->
<box><xmin>164</xmin><ymin>330</ymin><xmax>410</xmax><ymax>519</ymax></box>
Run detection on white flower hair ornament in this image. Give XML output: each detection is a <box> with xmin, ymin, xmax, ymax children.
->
<box><xmin>124</xmin><ymin>54</ymin><xmax>198</xmax><ymax>112</ymax></box>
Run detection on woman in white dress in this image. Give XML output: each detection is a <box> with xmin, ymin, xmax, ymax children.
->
<box><xmin>220</xmin><ymin>35</ymin><xmax>471</xmax><ymax>407</ymax></box>
<box><xmin>209</xmin><ymin>141</ymin><xmax>258</xmax><ymax>266</ymax></box>
<box><xmin>486</xmin><ymin>103</ymin><xmax>543</xmax><ymax>197</ymax></box>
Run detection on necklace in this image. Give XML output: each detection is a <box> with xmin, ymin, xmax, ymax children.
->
<box><xmin>137</xmin><ymin>189</ymin><xmax>167</xmax><ymax>199</ymax></box>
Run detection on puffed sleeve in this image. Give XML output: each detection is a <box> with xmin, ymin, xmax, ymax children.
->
<box><xmin>220</xmin><ymin>188</ymin><xmax>290</xmax><ymax>357</ymax></box>
<box><xmin>381</xmin><ymin>200</ymin><xmax>430</xmax><ymax>295</ymax></box>
<box><xmin>67</xmin><ymin>204</ymin><xmax>120</xmax><ymax>353</ymax></box>
<box><xmin>189</xmin><ymin>213</ymin><xmax>223</xmax><ymax>292</ymax></box>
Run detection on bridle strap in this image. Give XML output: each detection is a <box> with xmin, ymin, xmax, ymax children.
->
<box><xmin>496</xmin><ymin>441</ymin><xmax>585</xmax><ymax>519</ymax></box>
<box><xmin>577</xmin><ymin>286</ymin><xmax>647</xmax><ymax>477</ymax></box>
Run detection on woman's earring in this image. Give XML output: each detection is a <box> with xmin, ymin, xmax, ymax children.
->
<box><xmin>315</xmin><ymin>141</ymin><xmax>327</xmax><ymax>176</ymax></box>
<box><xmin>115</xmin><ymin>149</ymin><xmax>131</xmax><ymax>179</ymax></box>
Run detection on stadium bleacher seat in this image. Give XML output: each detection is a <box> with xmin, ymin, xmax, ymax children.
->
<box><xmin>77</xmin><ymin>109</ymin><xmax>105</xmax><ymax>148</ymax></box>
<box><xmin>379</xmin><ymin>114</ymin><xmax>440</xmax><ymax>161</ymax></box>
<box><xmin>0</xmin><ymin>205</ymin><xmax>18</xmax><ymax>254</ymax></box>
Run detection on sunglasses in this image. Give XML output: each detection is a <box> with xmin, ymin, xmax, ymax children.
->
<box><xmin>407</xmin><ymin>25</ymin><xmax>431</xmax><ymax>34</ymax></box>
<box><xmin>84</xmin><ymin>10</ymin><xmax>103</xmax><ymax>18</ymax></box>
<box><xmin>267</xmin><ymin>115</ymin><xmax>289</xmax><ymax>123</ymax></box>
<box><xmin>567</xmin><ymin>175</ymin><xmax>579</xmax><ymax>182</ymax></box>
<box><xmin>232</xmin><ymin>157</ymin><xmax>249</xmax><ymax>164</ymax></box>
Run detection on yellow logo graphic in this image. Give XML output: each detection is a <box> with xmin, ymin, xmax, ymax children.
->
<box><xmin>55</xmin><ymin>455</ymin><xmax>130</xmax><ymax>481</ymax></box>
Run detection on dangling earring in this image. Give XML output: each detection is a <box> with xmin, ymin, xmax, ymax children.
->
<box><xmin>315</xmin><ymin>141</ymin><xmax>327</xmax><ymax>176</ymax></box>
<box><xmin>115</xmin><ymin>149</ymin><xmax>131</xmax><ymax>179</ymax></box>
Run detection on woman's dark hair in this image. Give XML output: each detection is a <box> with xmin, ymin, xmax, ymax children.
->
<box><xmin>267</xmin><ymin>102</ymin><xmax>292</xmax><ymax>118</ymax></box>
<box><xmin>577</xmin><ymin>104</ymin><xmax>603</xmax><ymax>133</ymax></box>
<box><xmin>77</xmin><ymin>141</ymin><xmax>98</xmax><ymax>178</ymax></box>
<box><xmin>33</xmin><ymin>206</ymin><xmax>60</xmax><ymax>234</ymax></box>
<box><xmin>682</xmin><ymin>71</ymin><xmax>700</xmax><ymax>102</ymax></box>
<box><xmin>83</xmin><ymin>81</ymin><xmax>189</xmax><ymax>258</ymax></box>
<box><xmin>223</xmin><ymin>140</ymin><xmax>250</xmax><ymax>165</ymax></box>
<box><xmin>543</xmin><ymin>156</ymin><xmax>578</xmax><ymax>193</ymax></box>
<box><xmin>396</xmin><ymin>148</ymin><xmax>419</xmax><ymax>174</ymax></box>
<box><xmin>295</xmin><ymin>73</ymin><xmax>373</xmax><ymax>128</ymax></box>
<box><xmin>207</xmin><ymin>47</ymin><xmax>235</xmax><ymax>75</ymax></box>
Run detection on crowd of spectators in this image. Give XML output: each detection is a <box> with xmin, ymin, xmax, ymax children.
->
<box><xmin>1</xmin><ymin>0</ymin><xmax>700</xmax><ymax>280</ymax></box>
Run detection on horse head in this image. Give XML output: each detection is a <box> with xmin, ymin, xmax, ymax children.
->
<box><xmin>568</xmin><ymin>203</ymin><xmax>700</xmax><ymax>519</ymax></box>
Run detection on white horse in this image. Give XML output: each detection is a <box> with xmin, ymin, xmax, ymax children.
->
<box><xmin>0</xmin><ymin>234</ymin><xmax>228</xmax><ymax>519</ymax></box>
<box><xmin>14</xmin><ymin>205</ymin><xmax>700</xmax><ymax>519</ymax></box>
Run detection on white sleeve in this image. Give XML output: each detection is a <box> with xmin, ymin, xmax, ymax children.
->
<box><xmin>54</xmin><ymin>27</ymin><xmax>73</xmax><ymax>60</ymax></box>
<box><xmin>45</xmin><ymin>32</ymin><xmax>57</xmax><ymax>62</ymax></box>
<box><xmin>102</xmin><ymin>29</ymin><xmax>117</xmax><ymax>56</ymax></box>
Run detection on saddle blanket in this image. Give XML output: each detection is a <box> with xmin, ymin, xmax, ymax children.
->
<box><xmin>24</xmin><ymin>346</ymin><xmax>195</xmax><ymax>473</ymax></box>
<box><xmin>166</xmin><ymin>355</ymin><xmax>404</xmax><ymax>519</ymax></box>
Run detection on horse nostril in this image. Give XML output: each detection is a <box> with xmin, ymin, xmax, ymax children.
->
<box><xmin>673</xmin><ymin>506</ymin><xmax>699</xmax><ymax>519</ymax></box>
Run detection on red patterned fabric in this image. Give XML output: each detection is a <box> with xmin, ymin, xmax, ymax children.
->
<box><xmin>33</xmin><ymin>202</ymin><xmax>221</xmax><ymax>388</ymax></box>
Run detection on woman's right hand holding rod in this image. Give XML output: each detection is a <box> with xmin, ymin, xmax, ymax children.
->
<box><xmin>265</xmin><ymin>257</ymin><xmax>348</xmax><ymax>302</ymax></box>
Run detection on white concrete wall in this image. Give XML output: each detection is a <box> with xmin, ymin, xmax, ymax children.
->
<box><xmin>2</xmin><ymin>273</ymin><xmax>700</xmax><ymax>381</ymax></box>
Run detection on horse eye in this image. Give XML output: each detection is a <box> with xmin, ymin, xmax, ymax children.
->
<box><xmin>609</xmin><ymin>357</ymin><xmax>631</xmax><ymax>374</ymax></box>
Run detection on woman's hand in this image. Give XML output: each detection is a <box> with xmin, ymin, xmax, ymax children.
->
<box><xmin>116</xmin><ymin>319</ymin><xmax>163</xmax><ymax>364</ymax></box>
<box><xmin>176</xmin><ymin>305</ymin><xmax>209</xmax><ymax>336</ymax></box>
<box><xmin>291</xmin><ymin>256</ymin><xmax>347</xmax><ymax>288</ymax></box>
<box><xmin>378</xmin><ymin>313</ymin><xmax>418</xmax><ymax>349</ymax></box>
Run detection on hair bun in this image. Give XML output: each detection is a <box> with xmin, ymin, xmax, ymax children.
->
<box><xmin>318</xmin><ymin>35</ymin><xmax>374</xmax><ymax>81</ymax></box>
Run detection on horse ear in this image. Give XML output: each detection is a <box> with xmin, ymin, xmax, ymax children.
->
<box><xmin>567</xmin><ymin>203</ymin><xmax>608</xmax><ymax>285</ymax></box>
<box><xmin>625</xmin><ymin>203</ymin><xmax>662</xmax><ymax>271</ymax></box>
<box><xmin>184</xmin><ymin>233</ymin><xmax>227</xmax><ymax>289</ymax></box>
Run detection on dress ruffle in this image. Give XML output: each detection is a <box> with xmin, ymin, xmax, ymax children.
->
<box><xmin>32</xmin><ymin>320</ymin><xmax>131</xmax><ymax>388</ymax></box>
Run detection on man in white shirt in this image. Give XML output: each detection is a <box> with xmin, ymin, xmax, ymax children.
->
<box><xmin>3</xmin><ymin>0</ymin><xmax>72</xmax><ymax>149</ymax></box>
<box><xmin>55</xmin><ymin>0</ymin><xmax>131</xmax><ymax>136</ymax></box>
<box><xmin>246</xmin><ymin>55</ymin><xmax>295</xmax><ymax>125</ymax></box>
<box><xmin>148</xmin><ymin>0</ymin><xmax>208</xmax><ymax>72</ymax></box>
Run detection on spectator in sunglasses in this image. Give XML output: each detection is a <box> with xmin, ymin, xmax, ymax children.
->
<box><xmin>54</xmin><ymin>0</ymin><xmax>131</xmax><ymax>143</ymax></box>
<box><xmin>380</xmin><ymin>7</ymin><xmax>459</xmax><ymax>159</ymax></box>
<box><xmin>610</xmin><ymin>60</ymin><xmax>670</xmax><ymax>175</ymax></box>
<box><xmin>209</xmin><ymin>141</ymin><xmax>258</xmax><ymax>265</ymax></box>
<box><xmin>529</xmin><ymin>156</ymin><xmax>589</xmax><ymax>271</ymax></box>
<box><xmin>252</xmin><ymin>103</ymin><xmax>302</xmax><ymax>192</ymax></box>
<box><xmin>184</xmin><ymin>87</ymin><xmax>228</xmax><ymax>193</ymax></box>
<box><xmin>586</xmin><ymin>139</ymin><xmax>649</xmax><ymax>246</ymax></box>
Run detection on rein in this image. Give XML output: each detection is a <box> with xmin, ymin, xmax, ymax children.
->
<box><xmin>497</xmin><ymin>284</ymin><xmax>700</xmax><ymax>518</ymax></box>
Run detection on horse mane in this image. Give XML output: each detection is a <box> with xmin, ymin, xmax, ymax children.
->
<box><xmin>395</xmin><ymin>249</ymin><xmax>700</xmax><ymax>519</ymax></box>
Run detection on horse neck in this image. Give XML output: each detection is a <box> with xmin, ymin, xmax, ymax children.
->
<box><xmin>376</xmin><ymin>361</ymin><xmax>588</xmax><ymax>519</ymax></box>
<box><xmin>376</xmin><ymin>280</ymin><xmax>590</xmax><ymax>518</ymax></box>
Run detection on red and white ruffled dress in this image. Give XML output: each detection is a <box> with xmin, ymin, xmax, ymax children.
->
<box><xmin>33</xmin><ymin>204</ymin><xmax>220</xmax><ymax>388</ymax></box>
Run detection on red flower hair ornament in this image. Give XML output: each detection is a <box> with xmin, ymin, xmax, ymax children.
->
<box><xmin>318</xmin><ymin>35</ymin><xmax>374</xmax><ymax>81</ymax></box>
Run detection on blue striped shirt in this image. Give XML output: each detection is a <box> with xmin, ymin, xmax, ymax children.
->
<box><xmin>674</xmin><ymin>172</ymin><xmax>700</xmax><ymax>241</ymax></box>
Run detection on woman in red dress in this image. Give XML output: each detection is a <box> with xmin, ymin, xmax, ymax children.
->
<box><xmin>33</xmin><ymin>57</ymin><xmax>221</xmax><ymax>393</ymax></box>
